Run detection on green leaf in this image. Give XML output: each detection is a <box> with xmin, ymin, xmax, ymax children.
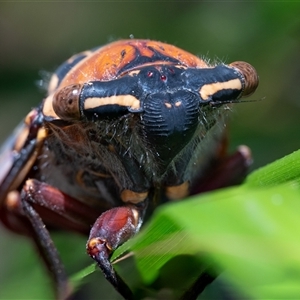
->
<box><xmin>113</xmin><ymin>180</ymin><xmax>300</xmax><ymax>298</ymax></box>
<box><xmin>245</xmin><ymin>149</ymin><xmax>300</xmax><ymax>187</ymax></box>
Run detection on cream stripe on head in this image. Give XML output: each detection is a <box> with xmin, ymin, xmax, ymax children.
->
<box><xmin>84</xmin><ymin>95</ymin><xmax>141</xmax><ymax>111</ymax></box>
<box><xmin>199</xmin><ymin>78</ymin><xmax>242</xmax><ymax>101</ymax></box>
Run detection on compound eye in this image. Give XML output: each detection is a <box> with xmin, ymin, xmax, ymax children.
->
<box><xmin>229</xmin><ymin>61</ymin><xmax>259</xmax><ymax>97</ymax></box>
<box><xmin>52</xmin><ymin>84</ymin><xmax>83</xmax><ymax>120</ymax></box>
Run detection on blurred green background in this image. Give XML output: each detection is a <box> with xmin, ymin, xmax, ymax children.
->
<box><xmin>0</xmin><ymin>2</ymin><xmax>299</xmax><ymax>299</ymax></box>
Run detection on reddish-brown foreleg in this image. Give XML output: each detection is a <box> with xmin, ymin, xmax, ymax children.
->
<box><xmin>3</xmin><ymin>179</ymin><xmax>104</xmax><ymax>300</ymax></box>
<box><xmin>86</xmin><ymin>203</ymin><xmax>147</xmax><ymax>299</ymax></box>
<box><xmin>18</xmin><ymin>178</ymin><xmax>147</xmax><ymax>299</ymax></box>
<box><xmin>21</xmin><ymin>179</ymin><xmax>101</xmax><ymax>233</ymax></box>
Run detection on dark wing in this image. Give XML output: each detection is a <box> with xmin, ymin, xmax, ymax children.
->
<box><xmin>0</xmin><ymin>108</ymin><xmax>46</xmax><ymax>206</ymax></box>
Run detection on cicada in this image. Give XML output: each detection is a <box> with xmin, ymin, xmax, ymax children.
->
<box><xmin>0</xmin><ymin>39</ymin><xmax>258</xmax><ymax>299</ymax></box>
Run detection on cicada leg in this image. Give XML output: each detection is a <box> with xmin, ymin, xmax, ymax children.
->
<box><xmin>190</xmin><ymin>145</ymin><xmax>252</xmax><ymax>195</ymax></box>
<box><xmin>2</xmin><ymin>187</ymin><xmax>70</xmax><ymax>300</ymax></box>
<box><xmin>21</xmin><ymin>200</ymin><xmax>71</xmax><ymax>300</ymax></box>
<box><xmin>86</xmin><ymin>201</ymin><xmax>147</xmax><ymax>300</ymax></box>
<box><xmin>23</xmin><ymin>179</ymin><xmax>146</xmax><ymax>299</ymax></box>
<box><xmin>4</xmin><ymin>179</ymin><xmax>103</xmax><ymax>300</ymax></box>
<box><xmin>20</xmin><ymin>179</ymin><xmax>100</xmax><ymax>233</ymax></box>
<box><xmin>7</xmin><ymin>177</ymin><xmax>145</xmax><ymax>299</ymax></box>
